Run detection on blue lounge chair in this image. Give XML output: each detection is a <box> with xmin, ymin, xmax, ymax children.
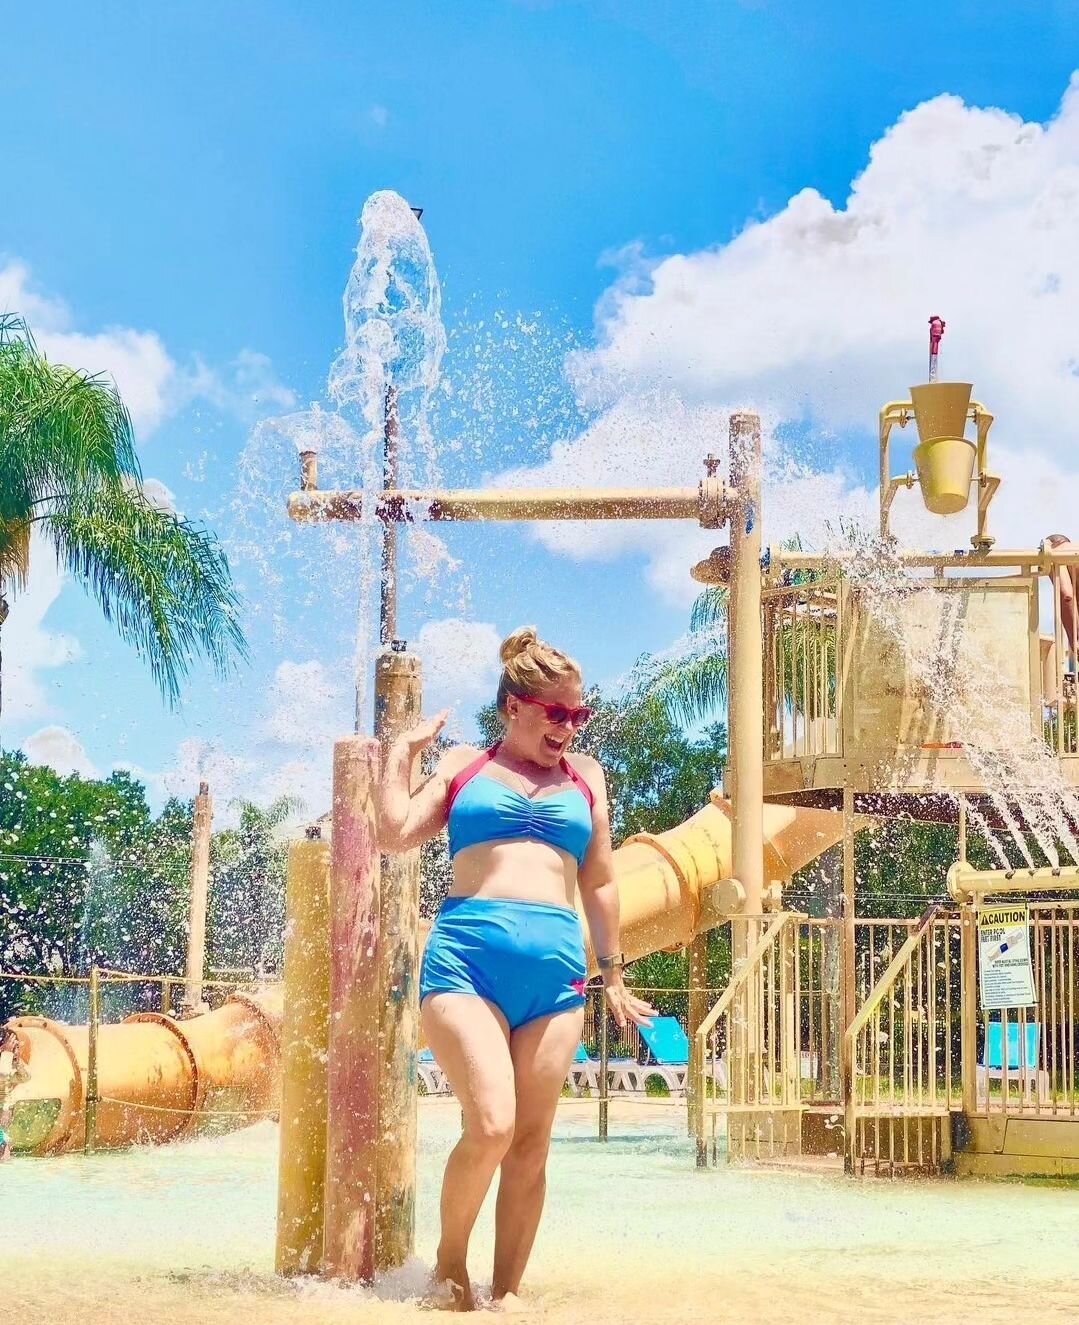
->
<box><xmin>566</xmin><ymin>1042</ymin><xmax>640</xmax><ymax>1095</ymax></box>
<box><xmin>417</xmin><ymin>1047</ymin><xmax>450</xmax><ymax>1095</ymax></box>
<box><xmin>624</xmin><ymin>1017</ymin><xmax>690</xmax><ymax>1094</ymax></box>
<box><xmin>976</xmin><ymin>1019</ymin><xmax>1049</xmax><ymax>1106</ymax></box>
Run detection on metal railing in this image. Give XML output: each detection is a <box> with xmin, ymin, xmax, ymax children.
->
<box><xmin>763</xmin><ymin>550</ymin><xmax>1079</xmax><ymax>765</ymax></box>
<box><xmin>764</xmin><ymin>579</ymin><xmax>841</xmax><ymax>761</ymax></box>
<box><xmin>693</xmin><ymin>913</ymin><xmax>804</xmax><ymax>1165</ymax></box>
<box><xmin>843</xmin><ymin>906</ymin><xmax>962</xmax><ymax>1174</ymax></box>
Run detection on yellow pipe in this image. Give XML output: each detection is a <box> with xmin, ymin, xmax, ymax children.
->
<box><xmin>579</xmin><ymin>794</ymin><xmax>842</xmax><ymax>973</ymax></box>
<box><xmin>4</xmin><ymin>797</ymin><xmax>840</xmax><ymax>1152</ymax></box>
<box><xmin>7</xmin><ymin>987</ymin><xmax>281</xmax><ymax>1155</ymax></box>
<box><xmin>287</xmin><ymin>481</ymin><xmax>730</xmax><ymax>529</ymax></box>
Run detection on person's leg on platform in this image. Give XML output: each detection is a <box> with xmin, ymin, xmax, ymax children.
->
<box><xmin>422</xmin><ymin>992</ymin><xmax>515</xmax><ymax>1310</ymax></box>
<box><xmin>491</xmin><ymin>1003</ymin><xmax>584</xmax><ymax>1308</ymax></box>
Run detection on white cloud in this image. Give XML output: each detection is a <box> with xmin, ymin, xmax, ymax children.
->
<box><xmin>264</xmin><ymin>659</ymin><xmax>348</xmax><ymax>749</ymax></box>
<box><xmin>0</xmin><ymin>261</ymin><xmax>177</xmax><ymax>436</ymax></box>
<box><xmin>504</xmin><ymin>76</ymin><xmax>1079</xmax><ymax>602</ymax></box>
<box><xmin>0</xmin><ymin>261</ymin><xmax>295</xmax><ymax>436</ymax></box>
<box><xmin>154</xmin><ymin>737</ymin><xmax>323</xmax><ymax>830</ymax></box>
<box><xmin>413</xmin><ymin>618</ymin><xmax>502</xmax><ymax>724</ymax></box>
<box><xmin>159</xmin><ymin>738</ymin><xmax>258</xmax><ymax>810</ymax></box>
<box><xmin>21</xmin><ymin>725</ymin><xmax>98</xmax><ymax>779</ymax></box>
<box><xmin>1</xmin><ymin>533</ymin><xmax>81</xmax><ymax>724</ymax></box>
<box><xmin>184</xmin><ymin>349</ymin><xmax>298</xmax><ymax>424</ymax></box>
<box><xmin>144</xmin><ymin>663</ymin><xmax>345</xmax><ymax>828</ymax></box>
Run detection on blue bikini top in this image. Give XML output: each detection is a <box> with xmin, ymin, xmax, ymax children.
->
<box><xmin>446</xmin><ymin>743</ymin><xmax>595</xmax><ymax>865</ymax></box>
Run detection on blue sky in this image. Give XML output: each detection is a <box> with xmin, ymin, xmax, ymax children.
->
<box><xmin>5</xmin><ymin>2</ymin><xmax>1079</xmax><ymax>816</ymax></box>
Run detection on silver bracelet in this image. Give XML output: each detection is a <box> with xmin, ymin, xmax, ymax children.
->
<box><xmin>597</xmin><ymin>952</ymin><xmax>625</xmax><ymax>970</ymax></box>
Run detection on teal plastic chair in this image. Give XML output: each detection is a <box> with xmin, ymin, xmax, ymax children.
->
<box><xmin>986</xmin><ymin>1020</ymin><xmax>1038</xmax><ymax>1070</ymax></box>
<box><xmin>620</xmin><ymin>1016</ymin><xmax>688</xmax><ymax>1093</ymax></box>
<box><xmin>977</xmin><ymin>1018</ymin><xmax>1049</xmax><ymax>1106</ymax></box>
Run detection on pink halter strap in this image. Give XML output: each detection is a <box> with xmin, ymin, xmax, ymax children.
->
<box><xmin>446</xmin><ymin>742</ymin><xmax>594</xmax><ymax>811</ymax></box>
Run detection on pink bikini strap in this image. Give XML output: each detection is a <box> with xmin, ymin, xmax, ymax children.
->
<box><xmin>446</xmin><ymin>743</ymin><xmax>500</xmax><ymax>810</ymax></box>
<box><xmin>560</xmin><ymin>756</ymin><xmax>595</xmax><ymax>811</ymax></box>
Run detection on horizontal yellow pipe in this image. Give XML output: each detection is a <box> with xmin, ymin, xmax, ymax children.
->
<box><xmin>948</xmin><ymin>859</ymin><xmax>1079</xmax><ymax>902</ymax></box>
<box><xmin>288</xmin><ymin>481</ymin><xmax>729</xmax><ymax>528</ymax></box>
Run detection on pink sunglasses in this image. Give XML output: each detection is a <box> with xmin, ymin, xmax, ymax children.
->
<box><xmin>517</xmin><ymin>694</ymin><xmax>593</xmax><ymax>729</ymax></box>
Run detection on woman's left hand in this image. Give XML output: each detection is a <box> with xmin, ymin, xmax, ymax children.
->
<box><xmin>603</xmin><ymin>975</ymin><xmax>656</xmax><ymax>1029</ymax></box>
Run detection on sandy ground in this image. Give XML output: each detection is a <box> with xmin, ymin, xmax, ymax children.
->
<box><xmin>7</xmin><ymin>1098</ymin><xmax>1079</xmax><ymax>1325</ymax></box>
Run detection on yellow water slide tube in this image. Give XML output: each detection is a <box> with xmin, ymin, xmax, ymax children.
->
<box><xmin>7</xmin><ymin>987</ymin><xmax>281</xmax><ymax>1156</ymax></box>
<box><xmin>6</xmin><ymin>794</ymin><xmax>841</xmax><ymax>1154</ymax></box>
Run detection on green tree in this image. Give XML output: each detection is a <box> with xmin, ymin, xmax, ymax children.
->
<box><xmin>0</xmin><ymin>314</ymin><xmax>246</xmax><ymax>718</ymax></box>
<box><xmin>0</xmin><ymin>751</ymin><xmax>189</xmax><ymax>1017</ymax></box>
<box><xmin>208</xmin><ymin>797</ymin><xmax>298</xmax><ymax>978</ymax></box>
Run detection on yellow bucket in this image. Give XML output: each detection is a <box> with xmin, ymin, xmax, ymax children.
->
<box><xmin>913</xmin><ymin>436</ymin><xmax>976</xmax><ymax>514</ymax></box>
<box><xmin>909</xmin><ymin>381</ymin><xmax>973</xmax><ymax>443</ymax></box>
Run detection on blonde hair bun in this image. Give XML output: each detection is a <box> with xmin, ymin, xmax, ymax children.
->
<box><xmin>496</xmin><ymin>626</ymin><xmax>582</xmax><ymax>710</ymax></box>
<box><xmin>500</xmin><ymin>626</ymin><xmax>540</xmax><ymax>666</ymax></box>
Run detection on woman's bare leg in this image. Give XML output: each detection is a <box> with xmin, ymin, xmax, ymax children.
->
<box><xmin>491</xmin><ymin>1005</ymin><xmax>584</xmax><ymax>1305</ymax></box>
<box><xmin>423</xmin><ymin>993</ymin><xmax>516</xmax><ymax>1309</ymax></box>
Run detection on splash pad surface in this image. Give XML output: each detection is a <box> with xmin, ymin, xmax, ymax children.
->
<box><xmin>6</xmin><ymin>1099</ymin><xmax>1078</xmax><ymax>1324</ymax></box>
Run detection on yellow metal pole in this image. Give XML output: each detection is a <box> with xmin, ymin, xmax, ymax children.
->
<box><xmin>380</xmin><ymin>387</ymin><xmax>400</xmax><ymax>647</ymax></box>
<box><xmin>960</xmin><ymin>903</ymin><xmax>978</xmax><ymax>1117</ymax></box>
<box><xmin>599</xmin><ymin>998</ymin><xmax>609</xmax><ymax>1142</ymax></box>
<box><xmin>180</xmin><ymin>782</ymin><xmax>213</xmax><ymax>1017</ymax></box>
<box><xmin>948</xmin><ymin>860</ymin><xmax>1079</xmax><ymax>900</ymax></box>
<box><xmin>373</xmin><ymin>648</ymin><xmax>422</xmax><ymax>1272</ymax></box>
<box><xmin>323</xmin><ymin>736</ymin><xmax>382</xmax><ymax>1284</ymax></box>
<box><xmin>686</xmin><ymin>933</ymin><xmax>709</xmax><ymax>1137</ymax></box>
<box><xmin>276</xmin><ymin>830</ymin><xmax>332</xmax><ymax>1277</ymax></box>
<box><xmin>83</xmin><ymin>964</ymin><xmax>101</xmax><ymax>1155</ymax></box>
<box><xmin>727</xmin><ymin>411</ymin><xmax>764</xmax><ymax>1110</ymax></box>
<box><xmin>841</xmin><ymin>787</ymin><xmax>856</xmax><ymax>1172</ymax></box>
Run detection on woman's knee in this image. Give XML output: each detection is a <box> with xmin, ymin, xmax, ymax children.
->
<box><xmin>464</xmin><ymin>1103</ymin><xmax>515</xmax><ymax>1158</ymax></box>
<box><xmin>503</xmin><ymin>1121</ymin><xmax>551</xmax><ymax>1175</ymax></box>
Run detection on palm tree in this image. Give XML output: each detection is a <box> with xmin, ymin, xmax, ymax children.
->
<box><xmin>0</xmin><ymin>314</ymin><xmax>246</xmax><ymax>719</ymax></box>
<box><xmin>627</xmin><ymin>585</ymin><xmax>730</xmax><ymax>728</ymax></box>
<box><xmin>631</xmin><ymin>536</ymin><xmax>834</xmax><ymax>731</ymax></box>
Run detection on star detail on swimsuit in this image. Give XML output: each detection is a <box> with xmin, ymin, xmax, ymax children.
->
<box><xmin>570</xmin><ymin>978</ymin><xmax>586</xmax><ymax>996</ymax></box>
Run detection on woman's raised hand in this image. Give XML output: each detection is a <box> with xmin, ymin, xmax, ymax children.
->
<box><xmin>405</xmin><ymin>709</ymin><xmax>450</xmax><ymax>753</ymax></box>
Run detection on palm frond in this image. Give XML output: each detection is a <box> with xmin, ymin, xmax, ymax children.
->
<box><xmin>689</xmin><ymin>585</ymin><xmax>727</xmax><ymax>634</ymax></box>
<box><xmin>629</xmin><ymin>649</ymin><xmax>729</xmax><ymax>729</ymax></box>
<box><xmin>0</xmin><ymin>315</ymin><xmax>139</xmax><ymax>530</ymax></box>
<box><xmin>0</xmin><ymin>519</ymin><xmax>30</xmax><ymax>591</ymax></box>
<box><xmin>44</xmin><ymin>480</ymin><xmax>247</xmax><ymax>706</ymax></box>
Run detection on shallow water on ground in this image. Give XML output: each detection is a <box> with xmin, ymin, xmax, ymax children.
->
<box><xmin>6</xmin><ymin>1099</ymin><xmax>1079</xmax><ymax>1323</ymax></box>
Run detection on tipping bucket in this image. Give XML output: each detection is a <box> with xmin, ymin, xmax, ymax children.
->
<box><xmin>909</xmin><ymin>382</ymin><xmax>973</xmax><ymax>443</ymax></box>
<box><xmin>913</xmin><ymin>436</ymin><xmax>976</xmax><ymax>514</ymax></box>
<box><xmin>909</xmin><ymin>382</ymin><xmax>976</xmax><ymax>515</ymax></box>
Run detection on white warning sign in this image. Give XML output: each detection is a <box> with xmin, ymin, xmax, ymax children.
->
<box><xmin>977</xmin><ymin>904</ymin><xmax>1036</xmax><ymax>1010</ymax></box>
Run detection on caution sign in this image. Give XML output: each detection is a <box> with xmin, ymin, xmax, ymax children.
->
<box><xmin>978</xmin><ymin>904</ymin><xmax>1036</xmax><ymax>1010</ymax></box>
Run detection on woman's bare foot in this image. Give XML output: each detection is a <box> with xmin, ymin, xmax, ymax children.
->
<box><xmin>488</xmin><ymin>1291</ymin><xmax>528</xmax><ymax>1313</ymax></box>
<box><xmin>422</xmin><ymin>1271</ymin><xmax>474</xmax><ymax>1312</ymax></box>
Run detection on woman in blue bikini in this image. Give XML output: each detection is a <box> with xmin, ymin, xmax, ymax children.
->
<box><xmin>379</xmin><ymin>626</ymin><xmax>654</xmax><ymax>1311</ymax></box>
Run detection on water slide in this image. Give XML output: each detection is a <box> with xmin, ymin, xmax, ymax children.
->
<box><xmin>5</xmin><ymin>793</ymin><xmax>842</xmax><ymax>1155</ymax></box>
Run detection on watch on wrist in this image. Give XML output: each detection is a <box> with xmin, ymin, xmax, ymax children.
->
<box><xmin>597</xmin><ymin>952</ymin><xmax>625</xmax><ymax>971</ymax></box>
